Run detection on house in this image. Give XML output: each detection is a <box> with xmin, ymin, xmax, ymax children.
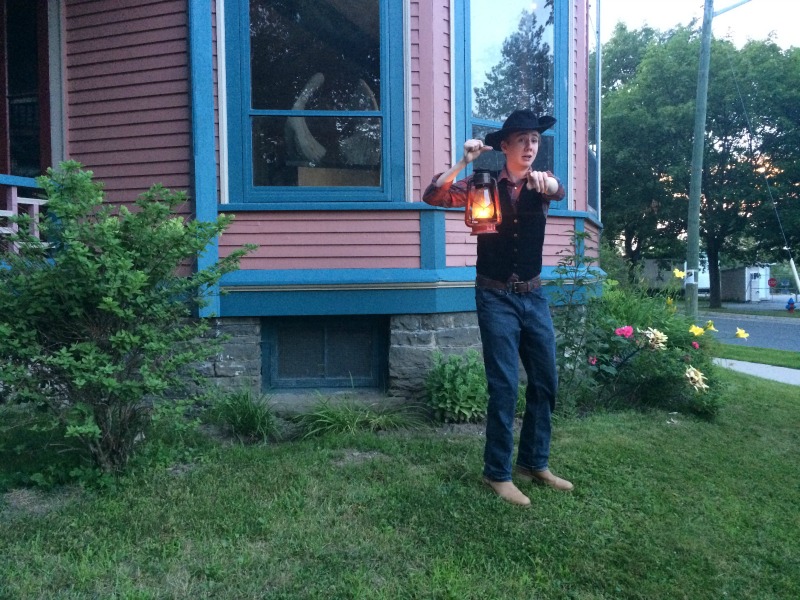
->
<box><xmin>0</xmin><ymin>0</ymin><xmax>600</xmax><ymax>401</ymax></box>
<box><xmin>720</xmin><ymin>265</ymin><xmax>771</xmax><ymax>303</ymax></box>
<box><xmin>641</xmin><ymin>258</ymin><xmax>711</xmax><ymax>294</ymax></box>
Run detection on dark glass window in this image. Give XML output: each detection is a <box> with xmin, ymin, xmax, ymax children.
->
<box><xmin>3</xmin><ymin>0</ymin><xmax>47</xmax><ymax>177</ymax></box>
<box><xmin>248</xmin><ymin>0</ymin><xmax>382</xmax><ymax>189</ymax></box>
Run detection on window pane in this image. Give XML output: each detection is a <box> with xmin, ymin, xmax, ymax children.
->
<box><xmin>277</xmin><ymin>326</ymin><xmax>324</xmax><ymax>378</ymax></box>
<box><xmin>7</xmin><ymin>0</ymin><xmax>42</xmax><ymax>177</ymax></box>
<box><xmin>470</xmin><ymin>0</ymin><xmax>554</xmax><ymax>121</ymax></box>
<box><xmin>326</xmin><ymin>326</ymin><xmax>373</xmax><ymax>378</ymax></box>
<box><xmin>588</xmin><ymin>0</ymin><xmax>599</xmax><ymax>212</ymax></box>
<box><xmin>253</xmin><ymin>116</ymin><xmax>381</xmax><ymax>187</ymax></box>
<box><xmin>249</xmin><ymin>0</ymin><xmax>381</xmax><ymax>112</ymax></box>
<box><xmin>472</xmin><ymin>124</ymin><xmax>554</xmax><ymax>173</ymax></box>
<box><xmin>266</xmin><ymin>316</ymin><xmax>387</xmax><ymax>389</ymax></box>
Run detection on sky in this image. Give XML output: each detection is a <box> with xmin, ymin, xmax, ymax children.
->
<box><xmin>597</xmin><ymin>0</ymin><xmax>800</xmax><ymax>49</ymax></box>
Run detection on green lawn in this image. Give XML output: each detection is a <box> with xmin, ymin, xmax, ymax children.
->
<box><xmin>698</xmin><ymin>299</ymin><xmax>799</xmax><ymax>319</ymax></box>
<box><xmin>2</xmin><ymin>370</ymin><xmax>799</xmax><ymax>599</ymax></box>
<box><xmin>715</xmin><ymin>343</ymin><xmax>800</xmax><ymax>369</ymax></box>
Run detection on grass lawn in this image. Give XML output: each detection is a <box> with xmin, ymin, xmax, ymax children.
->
<box><xmin>697</xmin><ymin>300</ymin><xmax>799</xmax><ymax>319</ymax></box>
<box><xmin>714</xmin><ymin>343</ymin><xmax>800</xmax><ymax>370</ymax></box>
<box><xmin>1</xmin><ymin>370</ymin><xmax>799</xmax><ymax>599</ymax></box>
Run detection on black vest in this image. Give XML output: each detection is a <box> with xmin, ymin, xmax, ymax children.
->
<box><xmin>475</xmin><ymin>180</ymin><xmax>547</xmax><ymax>282</ymax></box>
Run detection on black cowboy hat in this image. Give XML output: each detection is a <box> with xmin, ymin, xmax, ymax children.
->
<box><xmin>484</xmin><ymin>110</ymin><xmax>556</xmax><ymax>149</ymax></box>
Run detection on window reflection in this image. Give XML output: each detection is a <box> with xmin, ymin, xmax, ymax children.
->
<box><xmin>250</xmin><ymin>0</ymin><xmax>380</xmax><ymax>111</ymax></box>
<box><xmin>472</xmin><ymin>124</ymin><xmax>554</xmax><ymax>174</ymax></box>
<box><xmin>470</xmin><ymin>0</ymin><xmax>554</xmax><ymax>120</ymax></box>
<box><xmin>249</xmin><ymin>0</ymin><xmax>382</xmax><ymax>188</ymax></box>
<box><xmin>253</xmin><ymin>116</ymin><xmax>381</xmax><ymax>187</ymax></box>
<box><xmin>6</xmin><ymin>0</ymin><xmax>44</xmax><ymax>177</ymax></box>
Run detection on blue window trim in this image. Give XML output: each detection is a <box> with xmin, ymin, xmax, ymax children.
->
<box><xmin>454</xmin><ymin>0</ymin><xmax>568</xmax><ymax>210</ymax></box>
<box><xmin>189</xmin><ymin>0</ymin><xmax>220</xmax><ymax>317</ymax></box>
<box><xmin>224</xmin><ymin>0</ymin><xmax>405</xmax><ymax>205</ymax></box>
<box><xmin>217</xmin><ymin>264</ymin><xmax>604</xmax><ymax>317</ymax></box>
<box><xmin>0</xmin><ymin>174</ymin><xmax>40</xmax><ymax>188</ymax></box>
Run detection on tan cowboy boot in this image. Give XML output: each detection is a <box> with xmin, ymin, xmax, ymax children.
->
<box><xmin>514</xmin><ymin>466</ymin><xmax>574</xmax><ymax>491</ymax></box>
<box><xmin>482</xmin><ymin>477</ymin><xmax>531</xmax><ymax>507</ymax></box>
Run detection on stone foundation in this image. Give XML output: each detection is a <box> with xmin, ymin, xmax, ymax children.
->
<box><xmin>387</xmin><ymin>312</ymin><xmax>482</xmax><ymax>401</ymax></box>
<box><xmin>197</xmin><ymin>318</ymin><xmax>262</xmax><ymax>393</ymax></box>
<box><xmin>200</xmin><ymin>313</ymin><xmax>483</xmax><ymax>404</ymax></box>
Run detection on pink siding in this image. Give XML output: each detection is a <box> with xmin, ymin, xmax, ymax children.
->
<box><xmin>584</xmin><ymin>221</ymin><xmax>600</xmax><ymax>259</ymax></box>
<box><xmin>212</xmin><ymin>0</ymin><xmax>221</xmax><ymax>200</ymax></box>
<box><xmin>445</xmin><ymin>212</ymin><xmax>476</xmax><ymax>268</ymax></box>
<box><xmin>410</xmin><ymin>1</ymin><xmax>451</xmax><ymax>201</ymax></box>
<box><xmin>543</xmin><ymin>218</ymin><xmax>579</xmax><ymax>259</ymax></box>
<box><xmin>64</xmin><ymin>0</ymin><xmax>191</xmax><ymax>208</ymax></box>
<box><xmin>219</xmin><ymin>212</ymin><xmax>422</xmax><ymax>270</ymax></box>
<box><xmin>571</xmin><ymin>0</ymin><xmax>590</xmax><ymax>212</ymax></box>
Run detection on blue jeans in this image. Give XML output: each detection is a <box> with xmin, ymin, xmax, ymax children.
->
<box><xmin>475</xmin><ymin>286</ymin><xmax>558</xmax><ymax>482</ymax></box>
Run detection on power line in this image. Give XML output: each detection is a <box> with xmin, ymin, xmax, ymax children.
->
<box><xmin>720</xmin><ymin>41</ymin><xmax>800</xmax><ymax>291</ymax></box>
<box><xmin>721</xmin><ymin>44</ymin><xmax>794</xmax><ymax>253</ymax></box>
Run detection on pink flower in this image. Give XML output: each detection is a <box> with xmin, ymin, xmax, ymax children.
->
<box><xmin>691</xmin><ymin>341</ymin><xmax>700</xmax><ymax>350</ymax></box>
<box><xmin>614</xmin><ymin>326</ymin><xmax>634</xmax><ymax>338</ymax></box>
<box><xmin>588</xmin><ymin>356</ymin><xmax>597</xmax><ymax>365</ymax></box>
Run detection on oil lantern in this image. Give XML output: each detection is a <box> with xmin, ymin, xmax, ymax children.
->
<box><xmin>464</xmin><ymin>170</ymin><xmax>502</xmax><ymax>235</ymax></box>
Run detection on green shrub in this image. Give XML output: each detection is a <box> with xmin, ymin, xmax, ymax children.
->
<box><xmin>551</xmin><ymin>232</ymin><xmax>724</xmax><ymax>418</ymax></box>
<box><xmin>293</xmin><ymin>395</ymin><xmax>424</xmax><ymax>438</ymax></box>
<box><xmin>424</xmin><ymin>351</ymin><xmax>488</xmax><ymax>423</ymax></box>
<box><xmin>0</xmin><ymin>403</ymin><xmax>89</xmax><ymax>490</ymax></box>
<box><xmin>129</xmin><ymin>397</ymin><xmax>209</xmax><ymax>475</ymax></box>
<box><xmin>583</xmin><ymin>282</ymin><xmax>724</xmax><ymax>417</ymax></box>
<box><xmin>549</xmin><ymin>231</ymin><xmax>607</xmax><ymax>415</ymax></box>
<box><xmin>206</xmin><ymin>388</ymin><xmax>277</xmax><ymax>443</ymax></box>
<box><xmin>0</xmin><ymin>162</ymin><xmax>254</xmax><ymax>474</ymax></box>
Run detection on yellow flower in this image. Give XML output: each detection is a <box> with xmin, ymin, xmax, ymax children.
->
<box><xmin>666</xmin><ymin>297</ymin><xmax>674</xmax><ymax>306</ymax></box>
<box><xmin>673</xmin><ymin>268</ymin><xmax>686</xmax><ymax>279</ymax></box>
<box><xmin>689</xmin><ymin>325</ymin><xmax>705</xmax><ymax>337</ymax></box>
<box><xmin>704</xmin><ymin>320</ymin><xmax>718</xmax><ymax>332</ymax></box>
<box><xmin>640</xmin><ymin>327</ymin><xmax>668</xmax><ymax>350</ymax></box>
<box><xmin>735</xmin><ymin>327</ymin><xmax>749</xmax><ymax>339</ymax></box>
<box><xmin>685</xmin><ymin>366</ymin><xmax>709</xmax><ymax>392</ymax></box>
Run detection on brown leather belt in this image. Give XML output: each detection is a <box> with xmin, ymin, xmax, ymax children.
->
<box><xmin>476</xmin><ymin>274</ymin><xmax>542</xmax><ymax>294</ymax></box>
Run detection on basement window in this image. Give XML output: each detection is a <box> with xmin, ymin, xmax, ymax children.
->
<box><xmin>262</xmin><ymin>316</ymin><xmax>387</xmax><ymax>390</ymax></box>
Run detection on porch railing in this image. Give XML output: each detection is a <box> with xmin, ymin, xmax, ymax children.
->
<box><xmin>0</xmin><ymin>175</ymin><xmax>46</xmax><ymax>245</ymax></box>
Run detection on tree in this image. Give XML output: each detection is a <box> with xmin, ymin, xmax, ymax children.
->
<box><xmin>601</xmin><ymin>27</ymin><xmax>699</xmax><ymax>271</ymax></box>
<box><xmin>601</xmin><ymin>27</ymin><xmax>800</xmax><ymax>305</ymax></box>
<box><xmin>697</xmin><ymin>38</ymin><xmax>800</xmax><ymax>306</ymax></box>
<box><xmin>0</xmin><ymin>162</ymin><xmax>253</xmax><ymax>473</ymax></box>
<box><xmin>600</xmin><ymin>23</ymin><xmax>662</xmax><ymax>94</ymax></box>
<box><xmin>473</xmin><ymin>2</ymin><xmax>555</xmax><ymax>120</ymax></box>
<box><xmin>738</xmin><ymin>43</ymin><xmax>800</xmax><ymax>266</ymax></box>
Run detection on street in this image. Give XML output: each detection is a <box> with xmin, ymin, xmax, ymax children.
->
<box><xmin>698</xmin><ymin>313</ymin><xmax>800</xmax><ymax>352</ymax></box>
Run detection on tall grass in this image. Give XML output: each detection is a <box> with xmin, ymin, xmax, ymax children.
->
<box><xmin>292</xmin><ymin>395</ymin><xmax>426</xmax><ymax>438</ymax></box>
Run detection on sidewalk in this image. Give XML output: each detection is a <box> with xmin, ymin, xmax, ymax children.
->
<box><xmin>713</xmin><ymin>358</ymin><xmax>800</xmax><ymax>386</ymax></box>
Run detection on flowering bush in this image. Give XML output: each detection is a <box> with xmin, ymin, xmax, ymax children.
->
<box><xmin>585</xmin><ymin>313</ymin><xmax>722</xmax><ymax>415</ymax></box>
<box><xmin>551</xmin><ymin>236</ymin><xmax>725</xmax><ymax>418</ymax></box>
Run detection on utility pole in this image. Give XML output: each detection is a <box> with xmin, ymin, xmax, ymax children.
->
<box><xmin>686</xmin><ymin>0</ymin><xmax>753</xmax><ymax>320</ymax></box>
<box><xmin>686</xmin><ymin>0</ymin><xmax>714</xmax><ymax>321</ymax></box>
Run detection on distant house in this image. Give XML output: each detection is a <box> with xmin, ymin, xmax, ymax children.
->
<box><xmin>720</xmin><ymin>265</ymin><xmax>771</xmax><ymax>303</ymax></box>
<box><xmin>1</xmin><ymin>0</ymin><xmax>600</xmax><ymax>400</ymax></box>
<box><xmin>642</xmin><ymin>258</ymin><xmax>711</xmax><ymax>294</ymax></box>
